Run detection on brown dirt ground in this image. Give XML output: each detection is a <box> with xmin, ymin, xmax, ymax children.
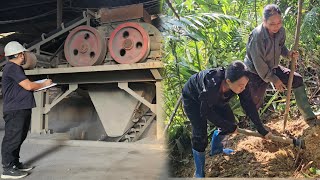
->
<box><xmin>172</xmin><ymin>117</ymin><xmax>320</xmax><ymax>178</ymax></box>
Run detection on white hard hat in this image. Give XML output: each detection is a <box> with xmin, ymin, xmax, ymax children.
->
<box><xmin>4</xmin><ymin>41</ymin><xmax>28</xmax><ymax>56</ymax></box>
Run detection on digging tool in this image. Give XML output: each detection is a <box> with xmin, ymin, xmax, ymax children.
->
<box><xmin>237</xmin><ymin>128</ymin><xmax>305</xmax><ymax>149</ymax></box>
<box><xmin>283</xmin><ymin>0</ymin><xmax>303</xmax><ymax>131</ymax></box>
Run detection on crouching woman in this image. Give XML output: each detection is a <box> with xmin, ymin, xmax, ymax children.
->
<box><xmin>182</xmin><ymin>61</ymin><xmax>271</xmax><ymax>177</ymax></box>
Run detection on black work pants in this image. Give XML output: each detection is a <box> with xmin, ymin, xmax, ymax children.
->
<box><xmin>1</xmin><ymin>109</ymin><xmax>31</xmax><ymax>168</ymax></box>
<box><xmin>182</xmin><ymin>93</ymin><xmax>236</xmax><ymax>152</ymax></box>
<box><xmin>248</xmin><ymin>65</ymin><xmax>303</xmax><ymax>109</ymax></box>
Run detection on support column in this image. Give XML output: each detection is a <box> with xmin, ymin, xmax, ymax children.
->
<box><xmin>57</xmin><ymin>0</ymin><xmax>63</xmax><ymax>28</ymax></box>
<box><xmin>31</xmin><ymin>91</ymin><xmax>45</xmax><ymax>133</ymax></box>
<box><xmin>57</xmin><ymin>0</ymin><xmax>63</xmax><ymax>64</ymax></box>
<box><xmin>44</xmin><ymin>90</ymin><xmax>50</xmax><ymax>130</ymax></box>
<box><xmin>156</xmin><ymin>81</ymin><xmax>164</xmax><ymax>140</ymax></box>
<box><xmin>32</xmin><ymin>84</ymin><xmax>78</xmax><ymax>134</ymax></box>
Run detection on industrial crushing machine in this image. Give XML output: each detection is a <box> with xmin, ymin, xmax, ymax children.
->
<box><xmin>0</xmin><ymin>0</ymin><xmax>164</xmax><ymax>142</ymax></box>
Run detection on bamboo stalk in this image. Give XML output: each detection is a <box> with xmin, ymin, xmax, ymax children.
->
<box><xmin>163</xmin><ymin>94</ymin><xmax>183</xmax><ymax>135</ymax></box>
<box><xmin>283</xmin><ymin>0</ymin><xmax>303</xmax><ymax>131</ymax></box>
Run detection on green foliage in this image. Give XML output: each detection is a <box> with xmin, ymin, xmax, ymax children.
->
<box><xmin>162</xmin><ymin>0</ymin><xmax>320</xmax><ymax>146</ymax></box>
<box><xmin>301</xmin><ymin>7</ymin><xmax>320</xmax><ymax>65</ymax></box>
<box><xmin>309</xmin><ymin>167</ymin><xmax>320</xmax><ymax>175</ymax></box>
<box><xmin>301</xmin><ymin>167</ymin><xmax>320</xmax><ymax>178</ymax></box>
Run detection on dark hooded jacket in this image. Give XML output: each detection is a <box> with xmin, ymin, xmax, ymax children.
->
<box><xmin>182</xmin><ymin>68</ymin><xmax>268</xmax><ymax>136</ymax></box>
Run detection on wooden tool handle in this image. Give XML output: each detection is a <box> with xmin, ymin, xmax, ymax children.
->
<box><xmin>237</xmin><ymin>128</ymin><xmax>293</xmax><ymax>145</ymax></box>
<box><xmin>283</xmin><ymin>0</ymin><xmax>303</xmax><ymax>131</ymax></box>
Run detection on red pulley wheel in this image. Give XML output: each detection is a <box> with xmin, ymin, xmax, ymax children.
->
<box><xmin>108</xmin><ymin>22</ymin><xmax>150</xmax><ymax>64</ymax></box>
<box><xmin>64</xmin><ymin>25</ymin><xmax>107</xmax><ymax>67</ymax></box>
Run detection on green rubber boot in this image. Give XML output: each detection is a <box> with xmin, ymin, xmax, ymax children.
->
<box><xmin>293</xmin><ymin>85</ymin><xmax>319</xmax><ymax>126</ymax></box>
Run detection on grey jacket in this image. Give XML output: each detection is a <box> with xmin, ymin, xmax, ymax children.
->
<box><xmin>244</xmin><ymin>24</ymin><xmax>289</xmax><ymax>83</ymax></box>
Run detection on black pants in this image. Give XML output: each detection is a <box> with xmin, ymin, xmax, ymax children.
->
<box><xmin>248</xmin><ymin>65</ymin><xmax>303</xmax><ymax>109</ymax></box>
<box><xmin>182</xmin><ymin>93</ymin><xmax>236</xmax><ymax>152</ymax></box>
<box><xmin>1</xmin><ymin>109</ymin><xmax>31</xmax><ymax>168</ymax></box>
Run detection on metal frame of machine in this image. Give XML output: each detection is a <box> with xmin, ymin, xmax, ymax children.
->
<box><xmin>29</xmin><ymin>62</ymin><xmax>164</xmax><ymax>141</ymax></box>
<box><xmin>0</xmin><ymin>3</ymin><xmax>164</xmax><ymax>142</ymax></box>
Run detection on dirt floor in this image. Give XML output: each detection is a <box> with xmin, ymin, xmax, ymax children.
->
<box><xmin>170</xmin><ymin>116</ymin><xmax>320</xmax><ymax>178</ymax></box>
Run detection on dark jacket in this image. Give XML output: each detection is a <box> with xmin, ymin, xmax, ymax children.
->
<box><xmin>244</xmin><ymin>24</ymin><xmax>289</xmax><ymax>84</ymax></box>
<box><xmin>182</xmin><ymin>68</ymin><xmax>268</xmax><ymax>136</ymax></box>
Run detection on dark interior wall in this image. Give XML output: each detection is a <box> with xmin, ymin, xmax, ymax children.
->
<box><xmin>0</xmin><ymin>0</ymin><xmax>162</xmax><ymax>45</ymax></box>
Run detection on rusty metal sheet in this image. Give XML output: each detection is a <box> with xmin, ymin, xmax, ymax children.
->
<box><xmin>99</xmin><ymin>4</ymin><xmax>151</xmax><ymax>23</ymax></box>
<box><xmin>143</xmin><ymin>9</ymin><xmax>151</xmax><ymax>24</ymax></box>
<box><xmin>88</xmin><ymin>86</ymin><xmax>141</xmax><ymax>137</ymax></box>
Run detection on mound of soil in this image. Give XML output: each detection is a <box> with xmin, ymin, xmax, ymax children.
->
<box><xmin>170</xmin><ymin>117</ymin><xmax>320</xmax><ymax>178</ymax></box>
<box><xmin>303</xmin><ymin>126</ymin><xmax>320</xmax><ymax>168</ymax></box>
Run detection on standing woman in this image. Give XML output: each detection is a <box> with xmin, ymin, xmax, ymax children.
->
<box><xmin>244</xmin><ymin>4</ymin><xmax>319</xmax><ymax>125</ymax></box>
<box><xmin>182</xmin><ymin>61</ymin><xmax>271</xmax><ymax>177</ymax></box>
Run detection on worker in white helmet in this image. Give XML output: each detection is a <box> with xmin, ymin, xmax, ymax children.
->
<box><xmin>1</xmin><ymin>41</ymin><xmax>52</xmax><ymax>179</ymax></box>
